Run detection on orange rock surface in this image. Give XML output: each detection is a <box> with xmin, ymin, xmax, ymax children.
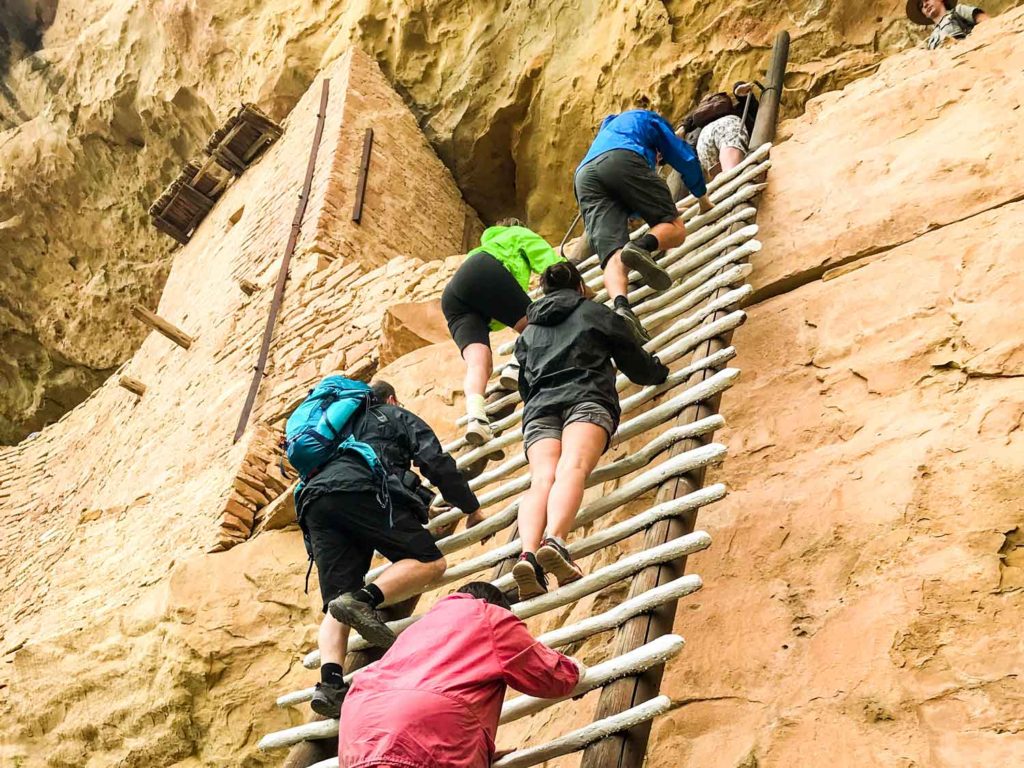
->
<box><xmin>2</xmin><ymin>7</ymin><xmax>1023</xmax><ymax>768</ymax></box>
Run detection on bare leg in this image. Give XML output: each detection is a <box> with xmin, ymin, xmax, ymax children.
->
<box><xmin>720</xmin><ymin>146</ymin><xmax>745</xmax><ymax>173</ymax></box>
<box><xmin>649</xmin><ymin>218</ymin><xmax>687</xmax><ymax>251</ymax></box>
<box><xmin>603</xmin><ymin>251</ymin><xmax>629</xmax><ymax>301</ymax></box>
<box><xmin>318</xmin><ymin>613</ymin><xmax>350</xmax><ymax>667</ymax></box>
<box><xmin>372</xmin><ymin>557</ymin><xmax>448</xmax><ymax>606</ymax></box>
<box><xmin>462</xmin><ymin>342</ymin><xmax>492</xmax><ymax>401</ymax></box>
<box><xmin>546</xmin><ymin>422</ymin><xmax>607</xmax><ymax>540</ymax></box>
<box><xmin>518</xmin><ymin>438</ymin><xmax>561</xmax><ymax>553</ymax></box>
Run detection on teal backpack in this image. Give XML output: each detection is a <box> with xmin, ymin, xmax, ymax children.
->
<box><xmin>285</xmin><ymin>377</ymin><xmax>393</xmax><ymax>589</ymax></box>
<box><xmin>285</xmin><ymin>376</ymin><xmax>380</xmax><ymax>480</ymax></box>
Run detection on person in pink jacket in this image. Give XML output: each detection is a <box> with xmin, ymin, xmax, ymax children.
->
<box><xmin>339</xmin><ymin>582</ymin><xmax>583</xmax><ymax>767</ymax></box>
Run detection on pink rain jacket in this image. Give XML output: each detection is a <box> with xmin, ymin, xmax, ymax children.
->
<box><xmin>339</xmin><ymin>593</ymin><xmax>580</xmax><ymax>768</ymax></box>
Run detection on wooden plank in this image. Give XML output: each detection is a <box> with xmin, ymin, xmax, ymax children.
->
<box><xmin>579</xmin><ymin>30</ymin><xmax>790</xmax><ymax>768</ymax></box>
<box><xmin>233</xmin><ymin>79</ymin><xmax>331</xmax><ymax>444</ymax></box>
<box><xmin>130</xmin><ymin>304</ymin><xmax>194</xmax><ymax>349</ymax></box>
<box><xmin>351</xmin><ymin>128</ymin><xmax>374</xmax><ymax>223</ymax></box>
<box><xmin>151</xmin><ymin>216</ymin><xmax>190</xmax><ymax>245</ymax></box>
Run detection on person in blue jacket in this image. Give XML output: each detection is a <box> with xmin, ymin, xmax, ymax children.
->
<box><xmin>574</xmin><ymin>109</ymin><xmax>714</xmax><ymax>342</ymax></box>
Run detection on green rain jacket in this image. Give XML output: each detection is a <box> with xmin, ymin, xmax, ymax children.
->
<box><xmin>467</xmin><ymin>225</ymin><xmax>565</xmax><ymax>330</ymax></box>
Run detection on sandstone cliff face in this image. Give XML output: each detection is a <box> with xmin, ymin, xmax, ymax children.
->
<box><xmin>5</xmin><ymin>0</ymin><xmax>1023</xmax><ymax>441</ymax></box>
<box><xmin>1</xmin><ymin>6</ymin><xmax>1023</xmax><ymax>768</ymax></box>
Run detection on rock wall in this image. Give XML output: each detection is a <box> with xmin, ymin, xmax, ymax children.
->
<box><xmin>4</xmin><ymin>0</ymin><xmax>1024</xmax><ymax>441</ymax></box>
<box><xmin>0</xmin><ymin>48</ymin><xmax>480</xmax><ymax>767</ymax></box>
<box><xmin>646</xmin><ymin>11</ymin><xmax>1024</xmax><ymax>766</ymax></box>
<box><xmin>1</xmin><ymin>6</ymin><xmax>1023</xmax><ymax>768</ymax></box>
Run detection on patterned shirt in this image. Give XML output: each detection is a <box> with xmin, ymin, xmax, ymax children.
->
<box><xmin>925</xmin><ymin>4</ymin><xmax>982</xmax><ymax>50</ymax></box>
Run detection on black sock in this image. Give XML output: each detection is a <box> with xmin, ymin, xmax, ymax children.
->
<box><xmin>321</xmin><ymin>662</ymin><xmax>345</xmax><ymax>687</ymax></box>
<box><xmin>613</xmin><ymin>295</ymin><xmax>631</xmax><ymax>310</ymax></box>
<box><xmin>637</xmin><ymin>233</ymin><xmax>659</xmax><ymax>252</ymax></box>
<box><xmin>353</xmin><ymin>583</ymin><xmax>385</xmax><ymax>607</ymax></box>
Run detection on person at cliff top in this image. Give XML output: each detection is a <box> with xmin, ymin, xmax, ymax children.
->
<box><xmin>339</xmin><ymin>581</ymin><xmax>582</xmax><ymax>768</ymax></box>
<box><xmin>510</xmin><ymin>262</ymin><xmax>668</xmax><ymax>599</ymax></box>
<box><xmin>299</xmin><ymin>380</ymin><xmax>484</xmax><ymax>719</ymax></box>
<box><xmin>574</xmin><ymin>108</ymin><xmax>714</xmax><ymax>344</ymax></box>
<box><xmin>441</xmin><ymin>217</ymin><xmax>565</xmax><ymax>446</ymax></box>
<box><xmin>675</xmin><ymin>81</ymin><xmax>761</xmax><ymax>185</ymax></box>
<box><xmin>906</xmin><ymin>0</ymin><xmax>988</xmax><ymax>49</ymax></box>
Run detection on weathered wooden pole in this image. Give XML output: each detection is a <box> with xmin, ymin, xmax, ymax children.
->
<box><xmin>130</xmin><ymin>303</ymin><xmax>194</xmax><ymax>349</ymax></box>
<box><xmin>117</xmin><ymin>376</ymin><xmax>147</xmax><ymax>397</ymax></box>
<box><xmin>351</xmin><ymin>127</ymin><xmax>374</xmax><ymax>223</ymax></box>
<box><xmin>233</xmin><ymin>79</ymin><xmax>330</xmax><ymax>443</ymax></box>
<box><xmin>579</xmin><ymin>30</ymin><xmax>789</xmax><ymax>768</ymax></box>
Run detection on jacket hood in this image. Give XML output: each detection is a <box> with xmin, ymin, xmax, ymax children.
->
<box><xmin>527</xmin><ymin>289</ymin><xmax>585</xmax><ymax>326</ymax></box>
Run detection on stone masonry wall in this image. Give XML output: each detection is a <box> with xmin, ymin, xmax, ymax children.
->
<box><xmin>0</xmin><ymin>46</ymin><xmax>478</xmax><ymax>758</ymax></box>
<box><xmin>210</xmin><ymin>47</ymin><xmax>481</xmax><ymax>552</ymax></box>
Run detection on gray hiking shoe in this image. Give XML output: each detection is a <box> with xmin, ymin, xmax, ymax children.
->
<box><xmin>512</xmin><ymin>552</ymin><xmax>548</xmax><ymax>601</ymax></box>
<box><xmin>328</xmin><ymin>593</ymin><xmax>396</xmax><ymax>649</ymax></box>
<box><xmin>537</xmin><ymin>537</ymin><xmax>584</xmax><ymax>587</ymax></box>
<box><xmin>310</xmin><ymin>681</ymin><xmax>349</xmax><ymax>719</ymax></box>
<box><xmin>465</xmin><ymin>416</ymin><xmax>493</xmax><ymax>447</ymax></box>
<box><xmin>498</xmin><ymin>361</ymin><xmax>520</xmax><ymax>391</ymax></box>
<box><xmin>614</xmin><ymin>304</ymin><xmax>651</xmax><ymax>344</ymax></box>
<box><xmin>621</xmin><ymin>241</ymin><xmax>672</xmax><ymax>291</ymax></box>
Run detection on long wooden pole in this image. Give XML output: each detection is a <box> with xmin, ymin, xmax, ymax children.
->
<box><xmin>130</xmin><ymin>304</ymin><xmax>194</xmax><ymax>349</ymax></box>
<box><xmin>233</xmin><ymin>80</ymin><xmax>330</xmax><ymax>443</ymax></box>
<box><xmin>579</xmin><ymin>30</ymin><xmax>789</xmax><ymax>768</ymax></box>
<box><xmin>351</xmin><ymin>127</ymin><xmax>374</xmax><ymax>223</ymax></box>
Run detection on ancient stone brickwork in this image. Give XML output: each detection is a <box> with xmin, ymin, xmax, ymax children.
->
<box><xmin>0</xmin><ymin>47</ymin><xmax>478</xmax><ymax>638</ymax></box>
<box><xmin>207</xmin><ymin>48</ymin><xmax>483</xmax><ymax>551</ymax></box>
<box><xmin>4</xmin><ymin>11</ymin><xmax>1023</xmax><ymax>768</ymax></box>
<box><xmin>306</xmin><ymin>48</ymin><xmax>483</xmax><ymax>271</ymax></box>
<box><xmin>213</xmin><ymin>253</ymin><xmax>465</xmax><ymax>550</ymax></box>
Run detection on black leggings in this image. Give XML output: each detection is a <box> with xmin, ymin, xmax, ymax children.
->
<box><xmin>441</xmin><ymin>252</ymin><xmax>531</xmax><ymax>352</ymax></box>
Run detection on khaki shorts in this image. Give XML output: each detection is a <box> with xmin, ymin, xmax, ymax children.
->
<box><xmin>523</xmin><ymin>402</ymin><xmax>615</xmax><ymax>454</ymax></box>
<box><xmin>696</xmin><ymin>115</ymin><xmax>749</xmax><ymax>174</ymax></box>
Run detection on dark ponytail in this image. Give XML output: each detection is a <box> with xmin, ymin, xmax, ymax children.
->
<box><xmin>540</xmin><ymin>260</ymin><xmax>584</xmax><ymax>295</ymax></box>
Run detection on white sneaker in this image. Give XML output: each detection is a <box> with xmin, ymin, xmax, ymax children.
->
<box><xmin>465</xmin><ymin>416</ymin><xmax>493</xmax><ymax>447</ymax></box>
<box><xmin>498</xmin><ymin>362</ymin><xmax>520</xmax><ymax>391</ymax></box>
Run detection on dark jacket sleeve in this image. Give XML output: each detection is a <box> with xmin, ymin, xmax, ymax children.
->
<box><xmin>398</xmin><ymin>408</ymin><xmax>480</xmax><ymax>513</ymax></box>
<box><xmin>514</xmin><ymin>336</ymin><xmax>531</xmax><ymax>405</ymax></box>
<box><xmin>651</xmin><ymin>114</ymin><xmax>708</xmax><ymax>198</ymax></box>
<box><xmin>596</xmin><ymin>304</ymin><xmax>670</xmax><ymax>386</ymax></box>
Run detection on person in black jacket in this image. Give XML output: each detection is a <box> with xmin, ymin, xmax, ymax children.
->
<box><xmin>510</xmin><ymin>262</ymin><xmax>669</xmax><ymax>599</ymax></box>
<box><xmin>299</xmin><ymin>380</ymin><xmax>484</xmax><ymax>718</ymax></box>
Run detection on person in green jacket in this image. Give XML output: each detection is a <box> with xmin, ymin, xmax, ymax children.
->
<box><xmin>442</xmin><ymin>218</ymin><xmax>566</xmax><ymax>446</ymax></box>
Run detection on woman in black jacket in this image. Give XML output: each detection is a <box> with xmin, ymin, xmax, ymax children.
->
<box><xmin>511</xmin><ymin>262</ymin><xmax>669</xmax><ymax>599</ymax></box>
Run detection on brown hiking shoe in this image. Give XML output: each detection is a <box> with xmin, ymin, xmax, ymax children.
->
<box><xmin>512</xmin><ymin>552</ymin><xmax>548</xmax><ymax>601</ymax></box>
<box><xmin>328</xmin><ymin>592</ymin><xmax>396</xmax><ymax>649</ymax></box>
<box><xmin>621</xmin><ymin>241</ymin><xmax>672</xmax><ymax>291</ymax></box>
<box><xmin>310</xmin><ymin>681</ymin><xmax>349</xmax><ymax>719</ymax></box>
<box><xmin>537</xmin><ymin>537</ymin><xmax>584</xmax><ymax>587</ymax></box>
